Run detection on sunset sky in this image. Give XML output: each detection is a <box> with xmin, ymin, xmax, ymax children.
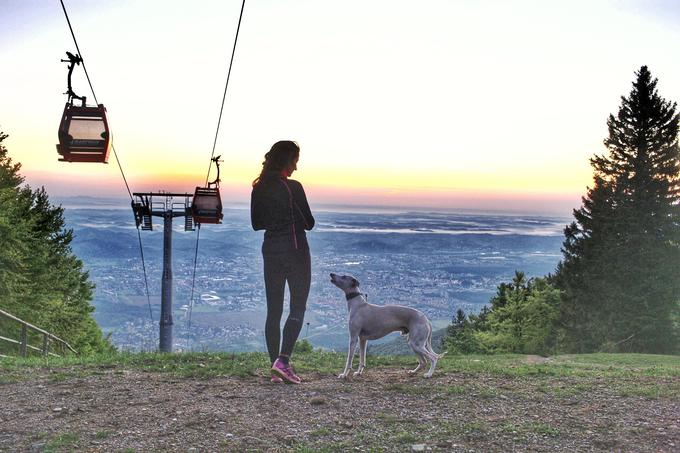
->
<box><xmin>2</xmin><ymin>0</ymin><xmax>679</xmax><ymax>214</ymax></box>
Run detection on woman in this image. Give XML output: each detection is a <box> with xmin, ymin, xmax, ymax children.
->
<box><xmin>251</xmin><ymin>140</ymin><xmax>314</xmax><ymax>384</ymax></box>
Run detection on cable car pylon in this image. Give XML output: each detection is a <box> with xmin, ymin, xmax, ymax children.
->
<box><xmin>131</xmin><ymin>193</ymin><xmax>195</xmax><ymax>352</ymax></box>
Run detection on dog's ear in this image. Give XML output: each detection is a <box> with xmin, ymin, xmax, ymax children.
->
<box><xmin>351</xmin><ymin>277</ymin><xmax>360</xmax><ymax>288</ymax></box>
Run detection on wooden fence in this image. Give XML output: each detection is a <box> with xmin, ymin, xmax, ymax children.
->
<box><xmin>0</xmin><ymin>309</ymin><xmax>78</xmax><ymax>358</ymax></box>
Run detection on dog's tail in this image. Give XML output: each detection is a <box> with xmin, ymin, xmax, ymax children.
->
<box><xmin>427</xmin><ymin>345</ymin><xmax>447</xmax><ymax>359</ymax></box>
<box><xmin>426</xmin><ymin>325</ymin><xmax>447</xmax><ymax>359</ymax></box>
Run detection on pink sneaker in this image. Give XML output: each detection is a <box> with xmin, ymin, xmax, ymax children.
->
<box><xmin>270</xmin><ymin>375</ymin><xmax>283</xmax><ymax>383</ymax></box>
<box><xmin>271</xmin><ymin>358</ymin><xmax>302</xmax><ymax>384</ymax></box>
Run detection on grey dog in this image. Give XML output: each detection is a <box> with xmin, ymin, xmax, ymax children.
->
<box><xmin>330</xmin><ymin>273</ymin><xmax>444</xmax><ymax>378</ymax></box>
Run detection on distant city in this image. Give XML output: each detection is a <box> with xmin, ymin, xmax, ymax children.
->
<box><xmin>61</xmin><ymin>198</ymin><xmax>567</xmax><ymax>352</ymax></box>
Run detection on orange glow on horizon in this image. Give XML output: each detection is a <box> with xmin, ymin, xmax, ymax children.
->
<box><xmin>22</xmin><ymin>167</ymin><xmax>583</xmax><ymax>215</ymax></box>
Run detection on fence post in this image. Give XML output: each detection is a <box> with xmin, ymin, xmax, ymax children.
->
<box><xmin>0</xmin><ymin>309</ymin><xmax>77</xmax><ymax>357</ymax></box>
<box><xmin>42</xmin><ymin>334</ymin><xmax>49</xmax><ymax>357</ymax></box>
<box><xmin>20</xmin><ymin>324</ymin><xmax>27</xmax><ymax>357</ymax></box>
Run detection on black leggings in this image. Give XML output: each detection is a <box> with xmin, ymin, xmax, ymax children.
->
<box><xmin>262</xmin><ymin>247</ymin><xmax>311</xmax><ymax>364</ymax></box>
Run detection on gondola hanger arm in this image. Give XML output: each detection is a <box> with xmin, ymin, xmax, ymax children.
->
<box><xmin>209</xmin><ymin>155</ymin><xmax>223</xmax><ymax>188</ymax></box>
<box><xmin>61</xmin><ymin>51</ymin><xmax>86</xmax><ymax>106</ymax></box>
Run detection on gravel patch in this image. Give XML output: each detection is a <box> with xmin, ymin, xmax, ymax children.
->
<box><xmin>1</xmin><ymin>367</ymin><xmax>679</xmax><ymax>452</ymax></box>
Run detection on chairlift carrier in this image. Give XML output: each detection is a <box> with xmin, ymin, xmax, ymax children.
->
<box><xmin>56</xmin><ymin>51</ymin><xmax>111</xmax><ymax>163</ymax></box>
<box><xmin>192</xmin><ymin>156</ymin><xmax>224</xmax><ymax>225</ymax></box>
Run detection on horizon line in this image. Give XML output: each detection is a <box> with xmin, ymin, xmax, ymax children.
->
<box><xmin>51</xmin><ymin>194</ymin><xmax>576</xmax><ymax>218</ymax></box>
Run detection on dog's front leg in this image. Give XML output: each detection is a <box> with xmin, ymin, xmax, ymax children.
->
<box><xmin>339</xmin><ymin>335</ymin><xmax>359</xmax><ymax>379</ymax></box>
<box><xmin>354</xmin><ymin>338</ymin><xmax>367</xmax><ymax>377</ymax></box>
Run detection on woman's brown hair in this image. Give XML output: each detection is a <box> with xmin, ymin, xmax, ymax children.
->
<box><xmin>252</xmin><ymin>140</ymin><xmax>300</xmax><ymax>187</ymax></box>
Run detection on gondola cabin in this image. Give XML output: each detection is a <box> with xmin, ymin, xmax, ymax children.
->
<box><xmin>57</xmin><ymin>103</ymin><xmax>111</xmax><ymax>163</ymax></box>
<box><xmin>192</xmin><ymin>187</ymin><xmax>223</xmax><ymax>224</ymax></box>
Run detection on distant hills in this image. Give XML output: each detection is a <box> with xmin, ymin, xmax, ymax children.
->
<box><xmin>60</xmin><ymin>206</ymin><xmax>565</xmax><ymax>351</ymax></box>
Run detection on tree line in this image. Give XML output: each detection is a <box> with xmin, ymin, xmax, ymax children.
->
<box><xmin>445</xmin><ymin>66</ymin><xmax>680</xmax><ymax>355</ymax></box>
<box><xmin>0</xmin><ymin>131</ymin><xmax>112</xmax><ymax>355</ymax></box>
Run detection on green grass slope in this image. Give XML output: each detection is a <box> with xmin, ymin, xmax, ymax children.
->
<box><xmin>2</xmin><ymin>350</ymin><xmax>679</xmax><ymax>382</ymax></box>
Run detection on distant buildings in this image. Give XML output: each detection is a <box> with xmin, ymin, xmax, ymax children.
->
<box><xmin>69</xmin><ymin>208</ymin><xmax>563</xmax><ymax>351</ymax></box>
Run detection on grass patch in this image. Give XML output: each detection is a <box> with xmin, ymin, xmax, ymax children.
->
<box><xmin>293</xmin><ymin>446</ymin><xmax>323</xmax><ymax>453</ymax></box>
<box><xmin>446</xmin><ymin>384</ymin><xmax>468</xmax><ymax>395</ymax></box>
<box><xmin>294</xmin><ymin>441</ymin><xmax>351</xmax><ymax>452</ymax></box>
<box><xmin>477</xmin><ymin>388</ymin><xmax>498</xmax><ymax>399</ymax></box>
<box><xmin>394</xmin><ymin>431</ymin><xmax>417</xmax><ymax>443</ymax></box>
<box><xmin>616</xmin><ymin>382</ymin><xmax>680</xmax><ymax>399</ymax></box>
<box><xmin>44</xmin><ymin>432</ymin><xmax>79</xmax><ymax>453</ymax></box>
<box><xmin>49</xmin><ymin>372</ymin><xmax>71</xmax><ymax>383</ymax></box>
<box><xmin>500</xmin><ymin>422</ymin><xmax>520</xmax><ymax>433</ymax></box>
<box><xmin>537</xmin><ymin>382</ymin><xmax>595</xmax><ymax>398</ymax></box>
<box><xmin>437</xmin><ymin>353</ymin><xmax>680</xmax><ymax>379</ymax></box>
<box><xmin>500</xmin><ymin>421</ymin><xmax>560</xmax><ymax>437</ymax></box>
<box><xmin>530</xmin><ymin>422</ymin><xmax>560</xmax><ymax>436</ymax></box>
<box><xmin>308</xmin><ymin>427</ymin><xmax>333</xmax><ymax>437</ymax></box>
<box><xmin>0</xmin><ymin>373</ymin><xmax>21</xmax><ymax>385</ymax></box>
<box><xmin>2</xmin><ymin>351</ymin><xmax>679</xmax><ymax>382</ymax></box>
<box><xmin>549</xmin><ymin>354</ymin><xmax>680</xmax><ymax>377</ymax></box>
<box><xmin>463</xmin><ymin>421</ymin><xmax>489</xmax><ymax>433</ymax></box>
<box><xmin>376</xmin><ymin>412</ymin><xmax>399</xmax><ymax>424</ymax></box>
<box><xmin>0</xmin><ymin>351</ymin><xmax>271</xmax><ymax>379</ymax></box>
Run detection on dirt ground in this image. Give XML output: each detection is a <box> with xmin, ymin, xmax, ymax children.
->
<box><xmin>1</xmin><ymin>366</ymin><xmax>679</xmax><ymax>452</ymax></box>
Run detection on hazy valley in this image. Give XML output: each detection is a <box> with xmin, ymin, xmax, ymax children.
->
<box><xmin>61</xmin><ymin>199</ymin><xmax>567</xmax><ymax>352</ymax></box>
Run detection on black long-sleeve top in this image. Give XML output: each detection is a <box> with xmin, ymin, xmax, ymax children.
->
<box><xmin>251</xmin><ymin>171</ymin><xmax>315</xmax><ymax>253</ymax></box>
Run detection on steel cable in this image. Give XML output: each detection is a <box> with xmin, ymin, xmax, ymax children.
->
<box><xmin>187</xmin><ymin>0</ymin><xmax>246</xmax><ymax>327</ymax></box>
<box><xmin>59</xmin><ymin>0</ymin><xmax>153</xmax><ymax>321</ymax></box>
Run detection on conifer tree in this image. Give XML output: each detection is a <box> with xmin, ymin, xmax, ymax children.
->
<box><xmin>0</xmin><ymin>130</ymin><xmax>112</xmax><ymax>354</ymax></box>
<box><xmin>444</xmin><ymin>308</ymin><xmax>478</xmax><ymax>354</ymax></box>
<box><xmin>0</xmin><ymin>130</ymin><xmax>24</xmax><ymax>302</ymax></box>
<box><xmin>554</xmin><ymin>67</ymin><xmax>680</xmax><ymax>353</ymax></box>
<box><xmin>472</xmin><ymin>275</ymin><xmax>559</xmax><ymax>355</ymax></box>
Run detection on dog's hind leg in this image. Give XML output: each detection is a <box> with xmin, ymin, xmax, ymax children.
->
<box><xmin>423</xmin><ymin>337</ymin><xmax>441</xmax><ymax>378</ymax></box>
<box><xmin>423</xmin><ymin>324</ymin><xmax>438</xmax><ymax>357</ymax></box>
<box><xmin>425</xmin><ymin>324</ymin><xmax>433</xmax><ymax>353</ymax></box>
<box><xmin>407</xmin><ymin>339</ymin><xmax>426</xmax><ymax>374</ymax></box>
<box><xmin>411</xmin><ymin>342</ymin><xmax>439</xmax><ymax>378</ymax></box>
<box><xmin>424</xmin><ymin>325</ymin><xmax>447</xmax><ymax>362</ymax></box>
<box><xmin>354</xmin><ymin>337</ymin><xmax>368</xmax><ymax>377</ymax></box>
<box><xmin>409</xmin><ymin>354</ymin><xmax>426</xmax><ymax>374</ymax></box>
<box><xmin>423</xmin><ymin>352</ymin><xmax>439</xmax><ymax>378</ymax></box>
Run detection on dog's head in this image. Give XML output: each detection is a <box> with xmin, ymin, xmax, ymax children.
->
<box><xmin>330</xmin><ymin>273</ymin><xmax>360</xmax><ymax>292</ymax></box>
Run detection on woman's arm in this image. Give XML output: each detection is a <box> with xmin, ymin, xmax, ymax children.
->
<box><xmin>291</xmin><ymin>181</ymin><xmax>315</xmax><ymax>230</ymax></box>
<box><xmin>250</xmin><ymin>188</ymin><xmax>265</xmax><ymax>231</ymax></box>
